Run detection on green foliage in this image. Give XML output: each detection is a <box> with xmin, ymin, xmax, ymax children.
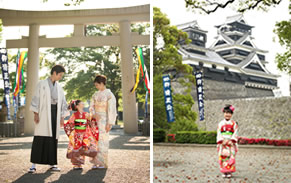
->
<box><xmin>63</xmin><ymin>68</ymin><xmax>96</xmax><ymax>101</ymax></box>
<box><xmin>153</xmin><ymin>7</ymin><xmax>192</xmax><ymax>74</ymax></box>
<box><xmin>42</xmin><ymin>0</ymin><xmax>85</xmax><ymax>6</ymax></box>
<box><xmin>153</xmin><ymin>7</ymin><xmax>197</xmax><ymax>132</ymax></box>
<box><xmin>0</xmin><ymin>19</ymin><xmax>2</xmax><ymax>42</ymax></box>
<box><xmin>185</xmin><ymin>0</ymin><xmax>282</xmax><ymax>14</ymax></box>
<box><xmin>153</xmin><ymin>73</ymin><xmax>169</xmax><ymax>129</ymax></box>
<box><xmin>45</xmin><ymin>24</ymin><xmax>149</xmax><ymax>110</ymax></box>
<box><xmin>274</xmin><ymin>19</ymin><xmax>291</xmax><ymax>74</ymax></box>
<box><xmin>153</xmin><ymin>128</ymin><xmax>167</xmax><ymax>142</ymax></box>
<box><xmin>176</xmin><ymin>131</ymin><xmax>217</xmax><ymax>144</ymax></box>
<box><xmin>170</xmin><ymin>119</ymin><xmax>198</xmax><ymax>134</ymax></box>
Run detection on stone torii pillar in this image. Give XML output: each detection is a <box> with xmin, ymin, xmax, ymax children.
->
<box><xmin>120</xmin><ymin>20</ymin><xmax>138</xmax><ymax>134</ymax></box>
<box><xmin>24</xmin><ymin>24</ymin><xmax>40</xmax><ymax>135</ymax></box>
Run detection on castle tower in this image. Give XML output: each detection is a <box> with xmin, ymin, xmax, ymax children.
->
<box><xmin>177</xmin><ymin>15</ymin><xmax>278</xmax><ymax>100</ymax></box>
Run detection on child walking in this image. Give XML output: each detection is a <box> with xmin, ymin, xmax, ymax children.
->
<box><xmin>217</xmin><ymin>104</ymin><xmax>238</xmax><ymax>178</ymax></box>
<box><xmin>64</xmin><ymin>100</ymin><xmax>99</xmax><ymax>170</ymax></box>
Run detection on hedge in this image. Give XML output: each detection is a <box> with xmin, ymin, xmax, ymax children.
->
<box><xmin>176</xmin><ymin>131</ymin><xmax>217</xmax><ymax>144</ymax></box>
<box><xmin>153</xmin><ymin>128</ymin><xmax>167</xmax><ymax>142</ymax></box>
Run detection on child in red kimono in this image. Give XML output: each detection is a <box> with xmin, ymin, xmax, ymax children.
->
<box><xmin>64</xmin><ymin>100</ymin><xmax>99</xmax><ymax>170</ymax></box>
<box><xmin>217</xmin><ymin>104</ymin><xmax>238</xmax><ymax>178</ymax></box>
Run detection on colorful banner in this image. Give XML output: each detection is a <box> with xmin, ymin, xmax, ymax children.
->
<box><xmin>194</xmin><ymin>71</ymin><xmax>205</xmax><ymax>121</ymax></box>
<box><xmin>162</xmin><ymin>75</ymin><xmax>175</xmax><ymax>122</ymax></box>
<box><xmin>144</xmin><ymin>91</ymin><xmax>148</xmax><ymax>118</ymax></box>
<box><xmin>131</xmin><ymin>48</ymin><xmax>150</xmax><ymax>93</ymax></box>
<box><xmin>13</xmin><ymin>51</ymin><xmax>27</xmax><ymax>97</ymax></box>
<box><xmin>0</xmin><ymin>48</ymin><xmax>11</xmax><ymax>120</ymax></box>
<box><xmin>12</xmin><ymin>50</ymin><xmax>27</xmax><ymax>119</ymax></box>
<box><xmin>13</xmin><ymin>51</ymin><xmax>20</xmax><ymax>119</ymax></box>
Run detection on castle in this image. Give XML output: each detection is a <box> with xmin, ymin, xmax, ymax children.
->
<box><xmin>177</xmin><ymin>14</ymin><xmax>278</xmax><ymax>100</ymax></box>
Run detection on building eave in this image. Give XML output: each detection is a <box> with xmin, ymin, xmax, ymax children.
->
<box><xmin>245</xmin><ymin>81</ymin><xmax>278</xmax><ymax>90</ymax></box>
<box><xmin>240</xmin><ymin>68</ymin><xmax>279</xmax><ymax>79</ymax></box>
<box><xmin>213</xmin><ymin>44</ymin><xmax>268</xmax><ymax>54</ymax></box>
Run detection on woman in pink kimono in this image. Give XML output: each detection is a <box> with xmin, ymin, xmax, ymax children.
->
<box><xmin>217</xmin><ymin>104</ymin><xmax>238</xmax><ymax>178</ymax></box>
<box><xmin>89</xmin><ymin>75</ymin><xmax>117</xmax><ymax>169</ymax></box>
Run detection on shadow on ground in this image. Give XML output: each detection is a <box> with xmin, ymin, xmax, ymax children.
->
<box><xmin>51</xmin><ymin>169</ymin><xmax>107</xmax><ymax>183</ymax></box>
<box><xmin>12</xmin><ymin>170</ymin><xmax>53</xmax><ymax>183</ymax></box>
<box><xmin>109</xmin><ymin>133</ymin><xmax>150</xmax><ymax>151</ymax></box>
<box><xmin>12</xmin><ymin>169</ymin><xmax>107</xmax><ymax>183</ymax></box>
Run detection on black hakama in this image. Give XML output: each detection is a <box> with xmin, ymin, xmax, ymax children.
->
<box><xmin>30</xmin><ymin>105</ymin><xmax>58</xmax><ymax>165</ymax></box>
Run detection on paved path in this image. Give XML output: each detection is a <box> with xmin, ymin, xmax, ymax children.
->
<box><xmin>154</xmin><ymin>144</ymin><xmax>291</xmax><ymax>183</ymax></box>
<box><xmin>0</xmin><ymin>129</ymin><xmax>150</xmax><ymax>183</ymax></box>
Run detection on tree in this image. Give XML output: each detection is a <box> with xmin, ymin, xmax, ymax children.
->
<box><xmin>0</xmin><ymin>19</ymin><xmax>2</xmax><ymax>42</ymax></box>
<box><xmin>274</xmin><ymin>16</ymin><xmax>291</xmax><ymax>74</ymax></box>
<box><xmin>185</xmin><ymin>0</ymin><xmax>282</xmax><ymax>14</ymax></box>
<box><xmin>42</xmin><ymin>0</ymin><xmax>85</xmax><ymax>6</ymax></box>
<box><xmin>44</xmin><ymin>24</ymin><xmax>150</xmax><ymax>112</ymax></box>
<box><xmin>184</xmin><ymin>0</ymin><xmax>291</xmax><ymax>74</ymax></box>
<box><xmin>153</xmin><ymin>7</ymin><xmax>197</xmax><ymax>132</ymax></box>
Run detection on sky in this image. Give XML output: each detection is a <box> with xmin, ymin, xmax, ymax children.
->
<box><xmin>0</xmin><ymin>0</ymin><xmax>150</xmax><ymax>10</ymax></box>
<box><xmin>153</xmin><ymin>0</ymin><xmax>290</xmax><ymax>96</ymax></box>
<box><xmin>0</xmin><ymin>0</ymin><xmax>150</xmax><ymax>40</ymax></box>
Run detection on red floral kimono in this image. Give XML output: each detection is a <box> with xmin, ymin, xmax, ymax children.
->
<box><xmin>64</xmin><ymin>111</ymin><xmax>99</xmax><ymax>166</ymax></box>
<box><xmin>217</xmin><ymin>119</ymin><xmax>238</xmax><ymax>173</ymax></box>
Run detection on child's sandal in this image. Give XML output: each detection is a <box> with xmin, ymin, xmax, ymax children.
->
<box><xmin>49</xmin><ymin>167</ymin><xmax>61</xmax><ymax>172</ymax></box>
<box><xmin>73</xmin><ymin>166</ymin><xmax>83</xmax><ymax>170</ymax></box>
<box><xmin>91</xmin><ymin>165</ymin><xmax>98</xmax><ymax>170</ymax></box>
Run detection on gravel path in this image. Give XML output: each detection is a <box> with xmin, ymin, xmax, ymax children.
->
<box><xmin>0</xmin><ymin>129</ymin><xmax>150</xmax><ymax>183</ymax></box>
<box><xmin>154</xmin><ymin>145</ymin><xmax>291</xmax><ymax>183</ymax></box>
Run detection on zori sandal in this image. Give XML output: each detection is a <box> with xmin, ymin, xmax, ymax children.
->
<box><xmin>28</xmin><ymin>167</ymin><xmax>36</xmax><ymax>173</ymax></box>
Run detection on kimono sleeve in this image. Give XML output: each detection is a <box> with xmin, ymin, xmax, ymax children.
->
<box><xmin>30</xmin><ymin>82</ymin><xmax>41</xmax><ymax>113</ymax></box>
<box><xmin>216</xmin><ymin>122</ymin><xmax>223</xmax><ymax>144</ymax></box>
<box><xmin>64</xmin><ymin>114</ymin><xmax>75</xmax><ymax>137</ymax></box>
<box><xmin>231</xmin><ymin>121</ymin><xmax>238</xmax><ymax>143</ymax></box>
<box><xmin>60</xmin><ymin>91</ymin><xmax>69</xmax><ymax>117</ymax></box>
<box><xmin>107</xmin><ymin>92</ymin><xmax>117</xmax><ymax>125</ymax></box>
<box><xmin>89</xmin><ymin>92</ymin><xmax>96</xmax><ymax>114</ymax></box>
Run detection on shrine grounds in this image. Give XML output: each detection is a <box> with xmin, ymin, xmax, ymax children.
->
<box><xmin>0</xmin><ymin>129</ymin><xmax>150</xmax><ymax>183</ymax></box>
<box><xmin>154</xmin><ymin>144</ymin><xmax>291</xmax><ymax>183</ymax></box>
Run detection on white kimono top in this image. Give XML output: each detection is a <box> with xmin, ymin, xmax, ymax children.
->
<box><xmin>89</xmin><ymin>89</ymin><xmax>117</xmax><ymax>125</ymax></box>
<box><xmin>30</xmin><ymin>79</ymin><xmax>68</xmax><ymax>139</ymax></box>
<box><xmin>217</xmin><ymin>119</ymin><xmax>238</xmax><ymax>144</ymax></box>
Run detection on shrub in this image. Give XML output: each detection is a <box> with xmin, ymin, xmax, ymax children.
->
<box><xmin>176</xmin><ymin>131</ymin><xmax>217</xmax><ymax>144</ymax></box>
<box><xmin>153</xmin><ymin>128</ymin><xmax>167</xmax><ymax>143</ymax></box>
<box><xmin>170</xmin><ymin>119</ymin><xmax>198</xmax><ymax>134</ymax></box>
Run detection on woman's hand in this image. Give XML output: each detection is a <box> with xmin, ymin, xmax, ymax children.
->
<box><xmin>105</xmin><ymin>124</ymin><xmax>112</xmax><ymax>133</ymax></box>
<box><xmin>94</xmin><ymin>114</ymin><xmax>101</xmax><ymax>121</ymax></box>
<box><xmin>34</xmin><ymin>112</ymin><xmax>39</xmax><ymax>124</ymax></box>
<box><xmin>85</xmin><ymin>113</ymin><xmax>90</xmax><ymax>120</ymax></box>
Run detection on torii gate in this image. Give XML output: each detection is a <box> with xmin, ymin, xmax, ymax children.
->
<box><xmin>0</xmin><ymin>4</ymin><xmax>150</xmax><ymax>134</ymax></box>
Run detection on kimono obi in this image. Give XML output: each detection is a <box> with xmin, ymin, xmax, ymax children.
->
<box><xmin>74</xmin><ymin>119</ymin><xmax>87</xmax><ymax>131</ymax></box>
<box><xmin>94</xmin><ymin>101</ymin><xmax>107</xmax><ymax>113</ymax></box>
<box><xmin>73</xmin><ymin>112</ymin><xmax>88</xmax><ymax>131</ymax></box>
<box><xmin>220</xmin><ymin>121</ymin><xmax>235</xmax><ymax>138</ymax></box>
